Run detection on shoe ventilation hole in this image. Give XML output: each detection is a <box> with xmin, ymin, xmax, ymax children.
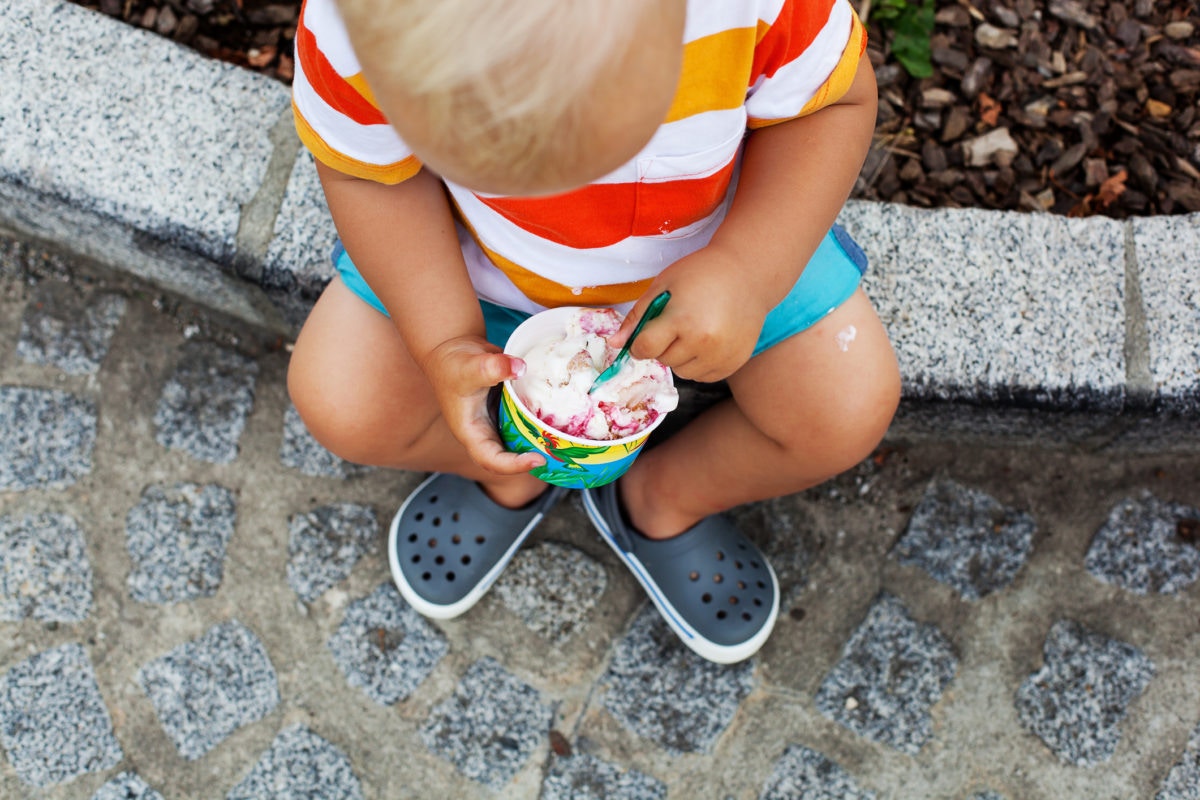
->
<box><xmin>407</xmin><ymin>533</ymin><xmax>418</xmax><ymax>543</ymax></box>
<box><xmin>429</xmin><ymin>495</ymin><xmax>438</xmax><ymax>503</ymax></box>
<box><xmin>728</xmin><ymin>596</ymin><xmax>739</xmax><ymax>605</ymax></box>
<box><xmin>716</xmin><ymin>550</ymin><xmax>725</xmax><ymax>561</ymax></box>
<box><xmin>427</xmin><ymin>538</ymin><xmax>438</xmax><ymax>548</ymax></box>
<box><xmin>735</xmin><ymin>560</ymin><xmax>743</xmax><ymax>570</ymax></box>
<box><xmin>754</xmin><ymin>598</ymin><xmax>763</xmax><ymax>606</ymax></box>
<box><xmin>432</xmin><ymin>517</ymin><xmax>441</xmax><ymax>527</ymax></box>
<box><xmin>435</xmin><ymin>555</ymin><xmax>445</xmax><ymax>565</ymax></box>
<box><xmin>702</xmin><ymin>593</ymin><xmax>712</xmax><ymax>604</ymax></box>
<box><xmin>421</xmin><ymin>571</ymin><xmax>432</xmax><ymax>581</ymax></box>
<box><xmin>757</xmin><ymin>580</ymin><xmax>766</xmax><ymax>589</ymax></box>
<box><xmin>452</xmin><ymin>512</ymin><xmax>460</xmax><ymax>522</ymax></box>
<box><xmin>452</xmin><ymin>534</ymin><xmax>462</xmax><ymax>545</ymax></box>
<box><xmin>411</xmin><ymin>555</ymin><xmax>420</xmax><ymax>564</ymax></box>
<box><xmin>742</xmin><ymin>612</ymin><xmax>752</xmax><ymax>621</ymax></box>
<box><xmin>751</xmin><ymin>561</ymin><xmax>760</xmax><ymax>569</ymax></box>
<box><xmin>415</xmin><ymin>512</ymin><xmax>424</xmax><ymax>522</ymax></box>
<box><xmin>713</xmin><ymin>573</ymin><xmax>723</xmax><ymax>583</ymax></box>
<box><xmin>738</xmin><ymin>542</ymin><xmax>747</xmax><ymax>550</ymax></box>
<box><xmin>446</xmin><ymin>571</ymin><xmax>456</xmax><ymax>582</ymax></box>
<box><xmin>461</xmin><ymin>555</ymin><xmax>471</xmax><ymax>565</ymax></box>
<box><xmin>716</xmin><ymin>610</ymin><xmax>727</xmax><ymax>620</ymax></box>
<box><xmin>737</xmin><ymin>580</ymin><xmax>746</xmax><ymax>590</ymax></box>
<box><xmin>475</xmin><ymin>535</ymin><xmax>486</xmax><ymax>544</ymax></box>
<box><xmin>689</xmin><ymin>571</ymin><xmax>699</xmax><ymax>582</ymax></box>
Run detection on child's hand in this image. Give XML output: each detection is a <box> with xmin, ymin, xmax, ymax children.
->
<box><xmin>610</xmin><ymin>245</ymin><xmax>770</xmax><ymax>382</ymax></box>
<box><xmin>421</xmin><ymin>336</ymin><xmax>546</xmax><ymax>474</ymax></box>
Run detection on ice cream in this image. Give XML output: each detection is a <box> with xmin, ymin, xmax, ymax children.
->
<box><xmin>511</xmin><ymin>307</ymin><xmax>678</xmax><ymax>441</ymax></box>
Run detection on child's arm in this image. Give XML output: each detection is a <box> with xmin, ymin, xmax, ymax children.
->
<box><xmin>315</xmin><ymin>161</ymin><xmax>545</xmax><ymax>474</ymax></box>
<box><xmin>613</xmin><ymin>57</ymin><xmax>878</xmax><ymax>383</ymax></box>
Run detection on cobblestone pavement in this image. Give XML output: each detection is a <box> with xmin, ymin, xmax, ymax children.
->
<box><xmin>2</xmin><ymin>237</ymin><xmax>1200</xmax><ymax>800</ymax></box>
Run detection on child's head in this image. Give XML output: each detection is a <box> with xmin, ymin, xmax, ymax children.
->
<box><xmin>337</xmin><ymin>0</ymin><xmax>685</xmax><ymax>196</ymax></box>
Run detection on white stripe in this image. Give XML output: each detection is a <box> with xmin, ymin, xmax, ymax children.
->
<box><xmin>293</xmin><ymin>54</ymin><xmax>413</xmax><ymax>167</ymax></box>
<box><xmin>746</xmin><ymin>0</ymin><xmax>853</xmax><ymax>120</ymax></box>
<box><xmin>683</xmin><ymin>0</ymin><xmax>760</xmax><ymax>43</ymax></box>
<box><xmin>301</xmin><ymin>0</ymin><xmax>362</xmax><ymax>75</ymax></box>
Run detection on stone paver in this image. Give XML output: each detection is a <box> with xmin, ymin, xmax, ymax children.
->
<box><xmin>758</xmin><ymin>744</ymin><xmax>876</xmax><ymax>800</ymax></box>
<box><xmin>1084</xmin><ymin>492</ymin><xmax>1200</xmax><ymax>595</ymax></box>
<box><xmin>263</xmin><ymin>152</ymin><xmax>339</xmax><ymax>320</ymax></box>
<box><xmin>3</xmin><ymin>250</ymin><xmax>1200</xmax><ymax>799</ymax></box>
<box><xmin>542</xmin><ymin>752</ymin><xmax>666</xmax><ymax>800</ymax></box>
<box><xmin>1157</xmin><ymin>721</ymin><xmax>1200</xmax><ymax>800</ymax></box>
<box><xmin>280</xmin><ymin>404</ymin><xmax>369</xmax><ymax>479</ymax></box>
<box><xmin>16</xmin><ymin>280</ymin><xmax>126</xmax><ymax>375</ymax></box>
<box><xmin>327</xmin><ymin>582</ymin><xmax>447</xmax><ymax>705</ymax></box>
<box><xmin>154</xmin><ymin>341</ymin><xmax>258</xmax><ymax>464</ymax></box>
<box><xmin>0</xmin><ymin>386</ymin><xmax>96</xmax><ymax>490</ymax></box>
<box><xmin>1015</xmin><ymin>619</ymin><xmax>1155</xmax><ymax>766</ymax></box>
<box><xmin>420</xmin><ymin>656</ymin><xmax>552</xmax><ymax>789</ymax></box>
<box><xmin>838</xmin><ymin>202</ymin><xmax>1126</xmax><ymax>410</ymax></box>
<box><xmin>125</xmin><ymin>482</ymin><xmax>237</xmax><ymax>604</ymax></box>
<box><xmin>0</xmin><ymin>643</ymin><xmax>122</xmax><ymax>787</ymax></box>
<box><xmin>1133</xmin><ymin>215</ymin><xmax>1200</xmax><ymax>413</ymax></box>
<box><xmin>0</xmin><ymin>512</ymin><xmax>92</xmax><ymax>622</ymax></box>
<box><xmin>493</xmin><ymin>541</ymin><xmax>607</xmax><ymax>643</ymax></box>
<box><xmin>91</xmin><ymin>771</ymin><xmax>166</xmax><ymax>800</ymax></box>
<box><xmin>287</xmin><ymin>502</ymin><xmax>378</xmax><ymax>602</ymax></box>
<box><xmin>601</xmin><ymin>607</ymin><xmax>755</xmax><ymax>755</ymax></box>
<box><xmin>226</xmin><ymin>723</ymin><xmax>365</xmax><ymax>800</ymax></box>
<box><xmin>137</xmin><ymin>619</ymin><xmax>280</xmax><ymax>760</ymax></box>
<box><xmin>892</xmin><ymin>478</ymin><xmax>1036</xmax><ymax>600</ymax></box>
<box><xmin>815</xmin><ymin>592</ymin><xmax>957</xmax><ymax>754</ymax></box>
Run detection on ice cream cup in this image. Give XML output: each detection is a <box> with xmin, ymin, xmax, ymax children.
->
<box><xmin>498</xmin><ymin>306</ymin><xmax>673</xmax><ymax>489</ymax></box>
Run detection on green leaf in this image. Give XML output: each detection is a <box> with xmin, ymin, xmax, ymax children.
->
<box><xmin>876</xmin><ymin>0</ymin><xmax>934</xmax><ymax>79</ymax></box>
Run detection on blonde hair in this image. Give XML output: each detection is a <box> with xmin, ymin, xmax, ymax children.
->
<box><xmin>336</xmin><ymin>0</ymin><xmax>681</xmax><ymax>192</ymax></box>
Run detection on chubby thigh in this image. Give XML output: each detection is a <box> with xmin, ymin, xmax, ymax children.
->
<box><xmin>731</xmin><ymin>287</ymin><xmax>900</xmax><ymax>475</ymax></box>
<box><xmin>286</xmin><ymin>276</ymin><xmax>445</xmax><ymax>467</ymax></box>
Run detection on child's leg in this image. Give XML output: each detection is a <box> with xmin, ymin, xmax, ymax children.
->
<box><xmin>286</xmin><ymin>277</ymin><xmax>546</xmax><ymax>509</ymax></box>
<box><xmin>619</xmin><ymin>288</ymin><xmax>900</xmax><ymax>538</ymax></box>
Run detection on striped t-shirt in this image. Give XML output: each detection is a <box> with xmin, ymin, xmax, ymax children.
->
<box><xmin>294</xmin><ymin>0</ymin><xmax>867</xmax><ymax>314</ymax></box>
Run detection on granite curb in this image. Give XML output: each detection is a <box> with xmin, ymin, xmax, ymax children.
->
<box><xmin>2</xmin><ymin>0</ymin><xmax>1198</xmax><ymax>446</ymax></box>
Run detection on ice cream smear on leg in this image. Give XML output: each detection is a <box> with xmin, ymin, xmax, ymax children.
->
<box><xmin>512</xmin><ymin>308</ymin><xmax>678</xmax><ymax>440</ymax></box>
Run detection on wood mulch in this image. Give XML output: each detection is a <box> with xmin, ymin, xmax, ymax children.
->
<box><xmin>75</xmin><ymin>0</ymin><xmax>1200</xmax><ymax>218</ymax></box>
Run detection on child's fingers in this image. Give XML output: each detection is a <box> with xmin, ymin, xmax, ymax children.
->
<box><xmin>465</xmin><ymin>427</ymin><xmax>544</xmax><ymax>474</ymax></box>
<box><xmin>607</xmin><ymin>290</ymin><xmax>661</xmax><ymax>349</ymax></box>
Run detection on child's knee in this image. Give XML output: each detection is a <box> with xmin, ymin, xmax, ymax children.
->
<box><xmin>778</xmin><ymin>363</ymin><xmax>900</xmax><ymax>474</ymax></box>
<box><xmin>287</xmin><ymin>351</ymin><xmax>378</xmax><ymax>465</ymax></box>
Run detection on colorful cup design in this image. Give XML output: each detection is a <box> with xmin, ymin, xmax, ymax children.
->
<box><xmin>499</xmin><ymin>307</ymin><xmax>672</xmax><ymax>489</ymax></box>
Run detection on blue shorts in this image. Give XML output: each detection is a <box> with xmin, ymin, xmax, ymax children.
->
<box><xmin>332</xmin><ymin>225</ymin><xmax>867</xmax><ymax>356</ymax></box>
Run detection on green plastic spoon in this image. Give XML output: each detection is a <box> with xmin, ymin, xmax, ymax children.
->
<box><xmin>588</xmin><ymin>291</ymin><xmax>671</xmax><ymax>393</ymax></box>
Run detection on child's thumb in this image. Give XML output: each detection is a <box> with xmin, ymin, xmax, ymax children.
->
<box><xmin>484</xmin><ymin>353</ymin><xmax>526</xmax><ymax>384</ymax></box>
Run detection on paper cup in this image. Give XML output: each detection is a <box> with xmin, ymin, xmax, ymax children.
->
<box><xmin>498</xmin><ymin>306</ymin><xmax>672</xmax><ymax>489</ymax></box>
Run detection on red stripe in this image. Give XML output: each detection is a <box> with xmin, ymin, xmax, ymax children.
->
<box><xmin>296</xmin><ymin>1</ymin><xmax>387</xmax><ymax>126</ymax></box>
<box><xmin>477</xmin><ymin>160</ymin><xmax>736</xmax><ymax>250</ymax></box>
<box><xmin>750</xmin><ymin>0</ymin><xmax>837</xmax><ymax>84</ymax></box>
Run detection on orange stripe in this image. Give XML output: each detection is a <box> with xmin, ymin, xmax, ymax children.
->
<box><xmin>750</xmin><ymin>0</ymin><xmax>839</xmax><ymax>84</ymax></box>
<box><xmin>476</xmin><ymin>237</ymin><xmax>652</xmax><ymax>308</ymax></box>
<box><xmin>293</xmin><ymin>101</ymin><xmax>422</xmax><ymax>184</ymax></box>
<box><xmin>748</xmin><ymin>11</ymin><xmax>867</xmax><ymax>128</ymax></box>
<box><xmin>296</xmin><ymin>2</ymin><xmax>387</xmax><ymax>126</ymax></box>
<box><xmin>477</xmin><ymin>158</ymin><xmax>735</xmax><ymax>250</ymax></box>
<box><xmin>664</xmin><ymin>27</ymin><xmax>758</xmax><ymax>123</ymax></box>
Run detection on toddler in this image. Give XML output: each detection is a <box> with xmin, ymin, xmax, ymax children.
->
<box><xmin>288</xmin><ymin>0</ymin><xmax>900</xmax><ymax>663</ymax></box>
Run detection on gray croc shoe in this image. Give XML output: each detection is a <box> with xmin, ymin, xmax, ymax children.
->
<box><xmin>388</xmin><ymin>473</ymin><xmax>566</xmax><ymax>619</ymax></box>
<box><xmin>583</xmin><ymin>482</ymin><xmax>779</xmax><ymax>664</ymax></box>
